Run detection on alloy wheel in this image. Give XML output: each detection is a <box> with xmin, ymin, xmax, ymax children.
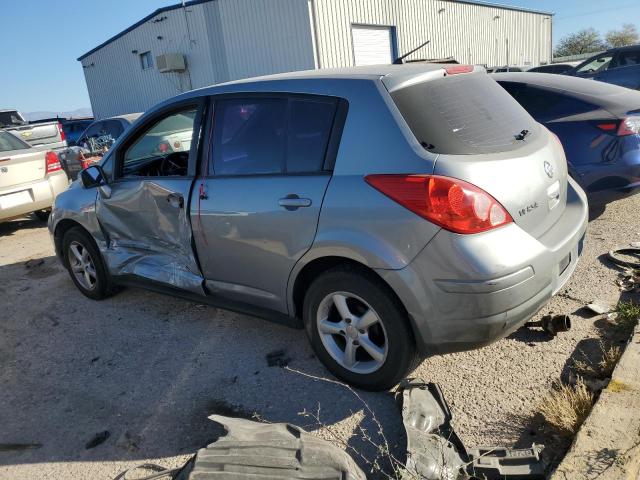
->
<box><xmin>316</xmin><ymin>292</ymin><xmax>388</xmax><ymax>374</ymax></box>
<box><xmin>68</xmin><ymin>241</ymin><xmax>97</xmax><ymax>291</ymax></box>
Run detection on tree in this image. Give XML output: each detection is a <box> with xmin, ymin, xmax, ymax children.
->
<box><xmin>554</xmin><ymin>28</ymin><xmax>605</xmax><ymax>57</ymax></box>
<box><xmin>605</xmin><ymin>23</ymin><xmax>639</xmax><ymax>48</ymax></box>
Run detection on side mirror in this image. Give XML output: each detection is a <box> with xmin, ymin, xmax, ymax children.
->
<box><xmin>80</xmin><ymin>165</ymin><xmax>106</xmax><ymax>189</ymax></box>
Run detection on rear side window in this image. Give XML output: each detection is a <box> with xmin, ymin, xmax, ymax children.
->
<box><xmin>499</xmin><ymin>82</ymin><xmax>597</xmax><ymax>121</ymax></box>
<box><xmin>211</xmin><ymin>96</ymin><xmax>338</xmax><ymax>175</ymax></box>
<box><xmin>0</xmin><ymin>131</ymin><xmax>29</xmax><ymax>152</ymax></box>
<box><xmin>391</xmin><ymin>73</ymin><xmax>538</xmax><ymax>154</ymax></box>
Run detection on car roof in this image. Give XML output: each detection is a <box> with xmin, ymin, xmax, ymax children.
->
<box><xmin>492</xmin><ymin>72</ymin><xmax>640</xmax><ymax>112</ymax></box>
<box><xmin>189</xmin><ymin>63</ymin><xmax>457</xmax><ymax>96</ymax></box>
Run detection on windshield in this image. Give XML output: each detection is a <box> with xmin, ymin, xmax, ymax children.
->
<box><xmin>0</xmin><ymin>111</ymin><xmax>26</xmax><ymax>128</ymax></box>
<box><xmin>0</xmin><ymin>131</ymin><xmax>30</xmax><ymax>152</ymax></box>
<box><xmin>390</xmin><ymin>73</ymin><xmax>538</xmax><ymax>154</ymax></box>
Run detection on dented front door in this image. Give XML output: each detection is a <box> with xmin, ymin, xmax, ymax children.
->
<box><xmin>96</xmin><ymin>101</ymin><xmax>206</xmax><ymax>294</ymax></box>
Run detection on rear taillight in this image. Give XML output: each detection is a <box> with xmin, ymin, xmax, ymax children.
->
<box><xmin>365</xmin><ymin>174</ymin><xmax>513</xmax><ymax>234</ymax></box>
<box><xmin>57</xmin><ymin>122</ymin><xmax>66</xmax><ymax>142</ymax></box>
<box><xmin>45</xmin><ymin>151</ymin><xmax>62</xmax><ymax>173</ymax></box>
<box><xmin>597</xmin><ymin>116</ymin><xmax>640</xmax><ymax>136</ymax></box>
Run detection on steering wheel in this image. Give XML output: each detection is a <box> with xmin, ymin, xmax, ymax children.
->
<box><xmin>160</xmin><ymin>152</ymin><xmax>188</xmax><ymax>176</ymax></box>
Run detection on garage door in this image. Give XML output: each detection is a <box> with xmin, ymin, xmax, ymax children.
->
<box><xmin>352</xmin><ymin>25</ymin><xmax>393</xmax><ymax>66</ymax></box>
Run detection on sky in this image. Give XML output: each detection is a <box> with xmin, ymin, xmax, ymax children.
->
<box><xmin>1</xmin><ymin>0</ymin><xmax>639</xmax><ymax>114</ymax></box>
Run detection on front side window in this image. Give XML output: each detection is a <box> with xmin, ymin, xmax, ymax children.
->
<box><xmin>575</xmin><ymin>54</ymin><xmax>613</xmax><ymax>74</ymax></box>
<box><xmin>211</xmin><ymin>96</ymin><xmax>338</xmax><ymax>176</ymax></box>
<box><xmin>121</xmin><ymin>108</ymin><xmax>197</xmax><ymax>177</ymax></box>
<box><xmin>140</xmin><ymin>51</ymin><xmax>153</xmax><ymax>70</ymax></box>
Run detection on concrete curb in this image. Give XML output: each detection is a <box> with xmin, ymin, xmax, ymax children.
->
<box><xmin>551</xmin><ymin>324</ymin><xmax>640</xmax><ymax>480</ymax></box>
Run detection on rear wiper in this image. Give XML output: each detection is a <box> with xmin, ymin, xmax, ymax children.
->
<box><xmin>515</xmin><ymin>129</ymin><xmax>530</xmax><ymax>141</ymax></box>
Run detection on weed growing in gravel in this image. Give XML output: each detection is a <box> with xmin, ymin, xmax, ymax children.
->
<box><xmin>537</xmin><ymin>378</ymin><xmax>594</xmax><ymax>436</ymax></box>
<box><xmin>573</xmin><ymin>340</ymin><xmax>622</xmax><ymax>380</ymax></box>
<box><xmin>614</xmin><ymin>300</ymin><xmax>640</xmax><ymax>335</ymax></box>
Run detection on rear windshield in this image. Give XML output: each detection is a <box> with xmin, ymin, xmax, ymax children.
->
<box><xmin>0</xmin><ymin>111</ymin><xmax>25</xmax><ymax>128</ymax></box>
<box><xmin>0</xmin><ymin>131</ymin><xmax>30</xmax><ymax>152</ymax></box>
<box><xmin>390</xmin><ymin>73</ymin><xmax>538</xmax><ymax>155</ymax></box>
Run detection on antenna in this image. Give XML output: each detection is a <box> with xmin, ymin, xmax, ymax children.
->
<box><xmin>393</xmin><ymin>40</ymin><xmax>431</xmax><ymax>64</ymax></box>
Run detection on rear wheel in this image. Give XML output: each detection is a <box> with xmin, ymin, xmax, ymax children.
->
<box><xmin>303</xmin><ymin>266</ymin><xmax>417</xmax><ymax>391</ymax></box>
<box><xmin>62</xmin><ymin>227</ymin><xmax>114</xmax><ymax>300</ymax></box>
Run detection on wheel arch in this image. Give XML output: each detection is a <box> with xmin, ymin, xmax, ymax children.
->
<box><xmin>289</xmin><ymin>254</ymin><xmax>419</xmax><ymax>350</ymax></box>
<box><xmin>54</xmin><ymin>219</ymin><xmax>90</xmax><ymax>259</ymax></box>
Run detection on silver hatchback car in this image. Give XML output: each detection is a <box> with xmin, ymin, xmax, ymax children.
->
<box><xmin>50</xmin><ymin>64</ymin><xmax>588</xmax><ymax>390</ymax></box>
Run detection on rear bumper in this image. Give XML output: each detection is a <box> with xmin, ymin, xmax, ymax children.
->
<box><xmin>377</xmin><ymin>177</ymin><xmax>588</xmax><ymax>355</ymax></box>
<box><xmin>0</xmin><ymin>172</ymin><xmax>69</xmax><ymax>221</ymax></box>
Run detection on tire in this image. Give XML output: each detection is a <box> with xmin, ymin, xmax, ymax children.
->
<box><xmin>62</xmin><ymin>226</ymin><xmax>114</xmax><ymax>300</ymax></box>
<box><xmin>303</xmin><ymin>266</ymin><xmax>418</xmax><ymax>391</ymax></box>
<box><xmin>33</xmin><ymin>209</ymin><xmax>50</xmax><ymax>222</ymax></box>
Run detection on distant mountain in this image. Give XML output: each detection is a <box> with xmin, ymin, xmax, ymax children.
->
<box><xmin>23</xmin><ymin>108</ymin><xmax>93</xmax><ymax>121</ymax></box>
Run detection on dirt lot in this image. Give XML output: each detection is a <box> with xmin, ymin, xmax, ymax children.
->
<box><xmin>1</xmin><ymin>195</ymin><xmax>638</xmax><ymax>479</ymax></box>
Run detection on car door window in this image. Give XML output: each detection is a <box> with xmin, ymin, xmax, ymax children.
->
<box><xmin>211</xmin><ymin>97</ymin><xmax>338</xmax><ymax>176</ymax></box>
<box><xmin>615</xmin><ymin>50</ymin><xmax>640</xmax><ymax>67</ymax></box>
<box><xmin>287</xmin><ymin>98</ymin><xmax>337</xmax><ymax>173</ymax></box>
<box><xmin>121</xmin><ymin>108</ymin><xmax>197</xmax><ymax>178</ymax></box>
<box><xmin>212</xmin><ymin>98</ymin><xmax>287</xmax><ymax>175</ymax></box>
<box><xmin>501</xmin><ymin>83</ymin><xmax>596</xmax><ymax>121</ymax></box>
<box><xmin>575</xmin><ymin>53</ymin><xmax>614</xmax><ymax>74</ymax></box>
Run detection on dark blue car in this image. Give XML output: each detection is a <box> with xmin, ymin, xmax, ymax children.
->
<box><xmin>495</xmin><ymin>72</ymin><xmax>640</xmax><ymax>206</ymax></box>
<box><xmin>566</xmin><ymin>44</ymin><xmax>640</xmax><ymax>91</ymax></box>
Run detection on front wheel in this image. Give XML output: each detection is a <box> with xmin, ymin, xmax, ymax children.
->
<box><xmin>62</xmin><ymin>227</ymin><xmax>114</xmax><ymax>300</ymax></box>
<box><xmin>303</xmin><ymin>267</ymin><xmax>418</xmax><ymax>391</ymax></box>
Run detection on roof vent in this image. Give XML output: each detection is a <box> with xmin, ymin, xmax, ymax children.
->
<box><xmin>156</xmin><ymin>53</ymin><xmax>186</xmax><ymax>73</ymax></box>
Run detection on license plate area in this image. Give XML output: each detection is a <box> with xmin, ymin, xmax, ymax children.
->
<box><xmin>0</xmin><ymin>190</ymin><xmax>33</xmax><ymax>210</ymax></box>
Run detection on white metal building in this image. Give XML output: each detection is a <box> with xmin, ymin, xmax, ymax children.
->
<box><xmin>78</xmin><ymin>0</ymin><xmax>553</xmax><ymax>119</ymax></box>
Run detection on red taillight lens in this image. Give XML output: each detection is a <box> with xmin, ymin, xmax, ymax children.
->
<box><xmin>365</xmin><ymin>174</ymin><xmax>513</xmax><ymax>234</ymax></box>
<box><xmin>45</xmin><ymin>151</ymin><xmax>62</xmax><ymax>173</ymax></box>
<box><xmin>57</xmin><ymin>122</ymin><xmax>66</xmax><ymax>142</ymax></box>
<box><xmin>596</xmin><ymin>117</ymin><xmax>640</xmax><ymax>136</ymax></box>
<box><xmin>618</xmin><ymin>116</ymin><xmax>640</xmax><ymax>136</ymax></box>
<box><xmin>445</xmin><ymin>65</ymin><xmax>474</xmax><ymax>75</ymax></box>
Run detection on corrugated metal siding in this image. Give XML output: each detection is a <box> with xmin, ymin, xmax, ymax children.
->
<box><xmin>81</xmin><ymin>0</ymin><xmax>550</xmax><ymax>118</ymax></box>
<box><xmin>311</xmin><ymin>0</ymin><xmax>551</xmax><ymax>69</ymax></box>
<box><xmin>81</xmin><ymin>3</ymin><xmax>215</xmax><ymax>119</ymax></box>
<box><xmin>210</xmin><ymin>0</ymin><xmax>315</xmax><ymax>83</ymax></box>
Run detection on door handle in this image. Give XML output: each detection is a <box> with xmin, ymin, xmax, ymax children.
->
<box><xmin>278</xmin><ymin>194</ymin><xmax>312</xmax><ymax>211</ymax></box>
<box><xmin>166</xmin><ymin>192</ymin><xmax>184</xmax><ymax>208</ymax></box>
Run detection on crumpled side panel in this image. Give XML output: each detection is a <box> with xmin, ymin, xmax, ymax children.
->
<box><xmin>97</xmin><ymin>179</ymin><xmax>204</xmax><ymax>295</ymax></box>
<box><xmin>188</xmin><ymin>415</ymin><xmax>366</xmax><ymax>480</ymax></box>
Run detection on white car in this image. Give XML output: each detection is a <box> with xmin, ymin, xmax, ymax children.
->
<box><xmin>0</xmin><ymin>130</ymin><xmax>68</xmax><ymax>222</ymax></box>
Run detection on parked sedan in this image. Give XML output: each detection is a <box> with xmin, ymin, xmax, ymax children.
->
<box><xmin>566</xmin><ymin>44</ymin><xmax>640</xmax><ymax>90</ymax></box>
<box><xmin>49</xmin><ymin>64</ymin><xmax>587</xmax><ymax>390</ymax></box>
<box><xmin>59</xmin><ymin>113</ymin><xmax>141</xmax><ymax>179</ymax></box>
<box><xmin>495</xmin><ymin>72</ymin><xmax>640</xmax><ymax>205</ymax></box>
<box><xmin>0</xmin><ymin>131</ymin><xmax>68</xmax><ymax>222</ymax></box>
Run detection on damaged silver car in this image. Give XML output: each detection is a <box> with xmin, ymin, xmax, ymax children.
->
<box><xmin>49</xmin><ymin>64</ymin><xmax>588</xmax><ymax>390</ymax></box>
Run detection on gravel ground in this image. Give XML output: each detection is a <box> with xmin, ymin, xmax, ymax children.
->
<box><xmin>0</xmin><ymin>195</ymin><xmax>638</xmax><ymax>479</ymax></box>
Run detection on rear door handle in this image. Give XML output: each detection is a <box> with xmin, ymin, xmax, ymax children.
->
<box><xmin>278</xmin><ymin>194</ymin><xmax>312</xmax><ymax>210</ymax></box>
<box><xmin>166</xmin><ymin>192</ymin><xmax>184</xmax><ymax>208</ymax></box>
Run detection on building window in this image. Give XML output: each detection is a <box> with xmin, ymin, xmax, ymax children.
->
<box><xmin>140</xmin><ymin>51</ymin><xmax>153</xmax><ymax>70</ymax></box>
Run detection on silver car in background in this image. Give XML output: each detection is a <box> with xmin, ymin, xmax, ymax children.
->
<box><xmin>0</xmin><ymin>131</ymin><xmax>68</xmax><ymax>222</ymax></box>
<box><xmin>49</xmin><ymin>64</ymin><xmax>588</xmax><ymax>390</ymax></box>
